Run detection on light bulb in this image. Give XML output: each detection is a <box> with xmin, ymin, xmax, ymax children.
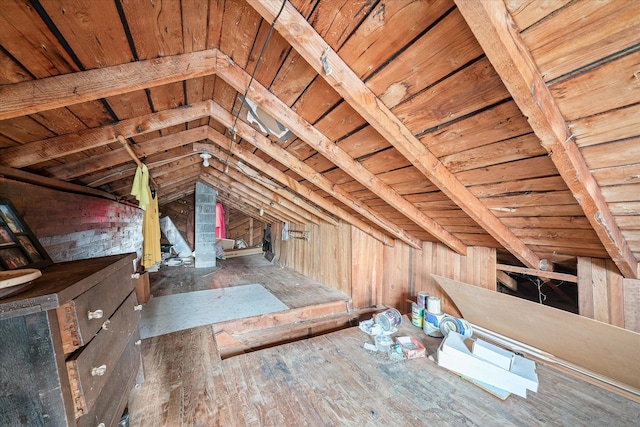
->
<box><xmin>203</xmin><ymin>158</ymin><xmax>209</xmax><ymax>167</ymax></box>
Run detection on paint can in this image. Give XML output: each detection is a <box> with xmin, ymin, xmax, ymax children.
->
<box><xmin>426</xmin><ymin>296</ymin><xmax>442</xmax><ymax>314</ymax></box>
<box><xmin>423</xmin><ymin>311</ymin><xmax>445</xmax><ymax>337</ymax></box>
<box><xmin>439</xmin><ymin>316</ymin><xmax>473</xmax><ymax>338</ymax></box>
<box><xmin>417</xmin><ymin>291</ymin><xmax>429</xmax><ymax>309</ymax></box>
<box><xmin>374</xmin><ymin>308</ymin><xmax>402</xmax><ymax>331</ymax></box>
<box><xmin>411</xmin><ymin>303</ymin><xmax>424</xmax><ymax>328</ymax></box>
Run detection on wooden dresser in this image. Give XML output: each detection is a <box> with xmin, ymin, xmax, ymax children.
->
<box><xmin>0</xmin><ymin>253</ymin><xmax>142</xmax><ymax>427</ymax></box>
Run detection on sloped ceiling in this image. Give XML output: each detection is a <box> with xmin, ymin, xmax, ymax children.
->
<box><xmin>0</xmin><ymin>0</ymin><xmax>638</xmax><ymax>278</ymax></box>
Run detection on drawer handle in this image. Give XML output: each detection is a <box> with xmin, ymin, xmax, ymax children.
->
<box><xmin>88</xmin><ymin>309</ymin><xmax>103</xmax><ymax>320</ymax></box>
<box><xmin>91</xmin><ymin>365</ymin><xmax>107</xmax><ymax>377</ymax></box>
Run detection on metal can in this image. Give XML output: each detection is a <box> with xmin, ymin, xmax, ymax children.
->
<box><xmin>374</xmin><ymin>308</ymin><xmax>402</xmax><ymax>331</ymax></box>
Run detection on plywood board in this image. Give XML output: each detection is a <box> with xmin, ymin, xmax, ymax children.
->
<box><xmin>433</xmin><ymin>274</ymin><xmax>640</xmax><ymax>392</ymax></box>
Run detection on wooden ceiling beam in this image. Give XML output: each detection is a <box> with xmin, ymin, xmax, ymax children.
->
<box><xmin>246</xmin><ymin>0</ymin><xmax>537</xmax><ymax>265</ymax></box>
<box><xmin>195</xmin><ymin>140</ymin><xmax>332</xmax><ymax>225</ymax></box>
<box><xmin>208</xmin><ymin>100</ymin><xmax>417</xmax><ymax>248</ymax></box>
<box><xmin>214</xmin><ymin>188</ymin><xmax>280</xmax><ymax>223</ymax></box>
<box><xmin>215</xmin><ymin>191</ymin><xmax>281</xmax><ymax>225</ymax></box>
<box><xmin>158</xmin><ymin>181</ymin><xmax>199</xmax><ymax>206</ymax></box>
<box><xmin>199</xmin><ymin>174</ymin><xmax>290</xmax><ymax>224</ymax></box>
<box><xmin>203</xmin><ymin>159</ymin><xmax>321</xmax><ymax>225</ymax></box>
<box><xmin>82</xmin><ymin>145</ymin><xmax>196</xmax><ymax>188</ymax></box>
<box><xmin>0</xmin><ymin>101</ymin><xmax>211</xmax><ymax>168</ymax></box>
<box><xmin>196</xmin><ymin>138</ymin><xmax>338</xmax><ymax>225</ymax></box>
<box><xmin>196</xmin><ymin>135</ymin><xmax>395</xmax><ymax>246</ymax></box>
<box><xmin>111</xmin><ymin>162</ymin><xmax>201</xmax><ymax>196</ymax></box>
<box><xmin>0</xmin><ymin>166</ymin><xmax>117</xmax><ymax>201</ymax></box>
<box><xmin>0</xmin><ymin>50</ymin><xmax>218</xmax><ymax>120</ymax></box>
<box><xmin>216</xmin><ymin>47</ymin><xmax>466</xmax><ymax>253</ymax></box>
<box><xmin>46</xmin><ymin>127</ymin><xmax>208</xmax><ymax>181</ymax></box>
<box><xmin>455</xmin><ymin>0</ymin><xmax>638</xmax><ymax>279</ymax></box>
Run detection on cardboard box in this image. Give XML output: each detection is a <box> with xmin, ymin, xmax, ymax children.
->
<box><xmin>396</xmin><ymin>336</ymin><xmax>426</xmax><ymax>359</ymax></box>
<box><xmin>437</xmin><ymin>332</ymin><xmax>538</xmax><ymax>398</ymax></box>
<box><xmin>216</xmin><ymin>238</ymin><xmax>235</xmax><ymax>250</ymax></box>
<box><xmin>134</xmin><ymin>271</ymin><xmax>150</xmax><ymax>304</ymax></box>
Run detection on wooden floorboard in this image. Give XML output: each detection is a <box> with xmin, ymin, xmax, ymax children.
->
<box><xmin>148</xmin><ymin>254</ymin><xmax>350</xmax><ymax>309</ymax></box>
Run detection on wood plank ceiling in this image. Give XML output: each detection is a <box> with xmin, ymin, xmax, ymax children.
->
<box><xmin>0</xmin><ymin>0</ymin><xmax>638</xmax><ymax>277</ymax></box>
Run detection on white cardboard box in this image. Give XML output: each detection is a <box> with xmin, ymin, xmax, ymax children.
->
<box><xmin>472</xmin><ymin>338</ymin><xmax>515</xmax><ymax>370</ymax></box>
<box><xmin>437</xmin><ymin>332</ymin><xmax>538</xmax><ymax>398</ymax></box>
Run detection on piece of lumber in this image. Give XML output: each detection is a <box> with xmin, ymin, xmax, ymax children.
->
<box><xmin>0</xmin><ymin>50</ymin><xmax>218</xmax><ymax>120</ymax></box>
<box><xmin>496</xmin><ymin>270</ymin><xmax>517</xmax><ymax>291</ymax></box>
<box><xmin>454</xmin><ymin>0</ymin><xmax>638</xmax><ymax>279</ymax></box>
<box><xmin>433</xmin><ymin>274</ymin><xmax>640</xmax><ymax>392</ymax></box>
<box><xmin>497</xmin><ymin>263</ymin><xmax>577</xmax><ymax>283</ymax></box>
<box><xmin>223</xmin><ymin>247</ymin><xmax>263</xmax><ymax>259</ymax></box>
<box><xmin>0</xmin><ymin>168</ymin><xmax>117</xmax><ymax>201</ymax></box>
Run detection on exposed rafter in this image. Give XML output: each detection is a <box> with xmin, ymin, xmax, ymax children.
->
<box><xmin>203</xmin><ymin>157</ymin><xmax>321</xmax><ymax>225</ymax></box>
<box><xmin>199</xmin><ymin>174</ymin><xmax>290</xmax><ymax>224</ymax></box>
<box><xmin>208</xmin><ymin>100</ymin><xmax>420</xmax><ymax>248</ymax></box>
<box><xmin>195</xmin><ymin>132</ymin><xmax>394</xmax><ymax>246</ymax></box>
<box><xmin>46</xmin><ymin>127</ymin><xmax>208</xmax><ymax>181</ymax></box>
<box><xmin>0</xmin><ymin>101</ymin><xmax>211</xmax><ymax>168</ymax></box>
<box><xmin>195</xmin><ymin>139</ymin><xmax>335</xmax><ymax>225</ymax></box>
<box><xmin>454</xmin><ymin>0</ymin><xmax>638</xmax><ymax>279</ymax></box>
<box><xmin>246</xmin><ymin>0</ymin><xmax>538</xmax><ymax>267</ymax></box>
<box><xmin>214</xmin><ymin>51</ymin><xmax>467</xmax><ymax>254</ymax></box>
<box><xmin>0</xmin><ymin>50</ymin><xmax>217</xmax><ymax>120</ymax></box>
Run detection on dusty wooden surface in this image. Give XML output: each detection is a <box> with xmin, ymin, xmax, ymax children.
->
<box><xmin>129</xmin><ymin>316</ymin><xmax>640</xmax><ymax>426</ymax></box>
<box><xmin>148</xmin><ymin>254</ymin><xmax>350</xmax><ymax>310</ymax></box>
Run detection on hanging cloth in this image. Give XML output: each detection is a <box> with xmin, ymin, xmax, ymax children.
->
<box><xmin>131</xmin><ymin>165</ymin><xmax>150</xmax><ymax>211</ymax></box>
<box><xmin>142</xmin><ymin>186</ymin><xmax>162</xmax><ymax>268</ymax></box>
<box><xmin>215</xmin><ymin>203</ymin><xmax>226</xmax><ymax>239</ymax></box>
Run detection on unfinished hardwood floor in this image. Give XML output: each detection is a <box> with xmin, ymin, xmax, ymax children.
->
<box><xmin>129</xmin><ymin>317</ymin><xmax>640</xmax><ymax>426</ymax></box>
<box><xmin>148</xmin><ymin>254</ymin><xmax>350</xmax><ymax>310</ymax></box>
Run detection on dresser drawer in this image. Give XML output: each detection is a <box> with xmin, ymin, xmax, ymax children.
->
<box><xmin>66</xmin><ymin>291</ymin><xmax>140</xmax><ymax>418</ymax></box>
<box><xmin>57</xmin><ymin>262</ymin><xmax>134</xmax><ymax>353</ymax></box>
<box><xmin>76</xmin><ymin>328</ymin><xmax>141</xmax><ymax>427</ymax></box>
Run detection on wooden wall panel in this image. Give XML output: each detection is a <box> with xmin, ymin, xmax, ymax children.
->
<box><xmin>273</xmin><ymin>220</ymin><xmax>353</xmax><ymax>304</ymax></box>
<box><xmin>0</xmin><ymin>178</ymin><xmax>142</xmax><ymax>263</ymax></box>
<box><xmin>351</xmin><ymin>226</ymin><xmax>383</xmax><ymax>309</ymax></box>
<box><xmin>274</xmin><ymin>222</ymin><xmax>498</xmax><ymax>317</ymax></box>
<box><xmin>623</xmin><ymin>278</ymin><xmax>639</xmax><ymax>333</ymax></box>
<box><xmin>577</xmin><ymin>257</ymin><xmax>626</xmax><ymax>329</ymax></box>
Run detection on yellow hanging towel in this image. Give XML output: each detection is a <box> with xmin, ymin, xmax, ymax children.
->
<box><xmin>131</xmin><ymin>165</ymin><xmax>150</xmax><ymax>211</ymax></box>
<box><xmin>142</xmin><ymin>185</ymin><xmax>161</xmax><ymax>268</ymax></box>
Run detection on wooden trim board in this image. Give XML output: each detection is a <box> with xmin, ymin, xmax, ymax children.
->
<box><xmin>432</xmin><ymin>274</ymin><xmax>640</xmax><ymax>392</ymax></box>
<box><xmin>223</xmin><ymin>247</ymin><xmax>264</xmax><ymax>259</ymax></box>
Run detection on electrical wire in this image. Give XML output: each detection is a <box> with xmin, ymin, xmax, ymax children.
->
<box><xmin>221</xmin><ymin>0</ymin><xmax>287</xmax><ymax>177</ymax></box>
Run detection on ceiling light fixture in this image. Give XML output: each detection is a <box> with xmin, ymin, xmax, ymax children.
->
<box><xmin>200</xmin><ymin>152</ymin><xmax>212</xmax><ymax>167</ymax></box>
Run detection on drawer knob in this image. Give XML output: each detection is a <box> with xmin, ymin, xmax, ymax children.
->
<box><xmin>134</xmin><ymin>304</ymin><xmax>143</xmax><ymax>311</ymax></box>
<box><xmin>87</xmin><ymin>309</ymin><xmax>103</xmax><ymax>320</ymax></box>
<box><xmin>91</xmin><ymin>365</ymin><xmax>107</xmax><ymax>377</ymax></box>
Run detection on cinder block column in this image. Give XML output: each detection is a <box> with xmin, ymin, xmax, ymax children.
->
<box><xmin>194</xmin><ymin>182</ymin><xmax>217</xmax><ymax>268</ymax></box>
